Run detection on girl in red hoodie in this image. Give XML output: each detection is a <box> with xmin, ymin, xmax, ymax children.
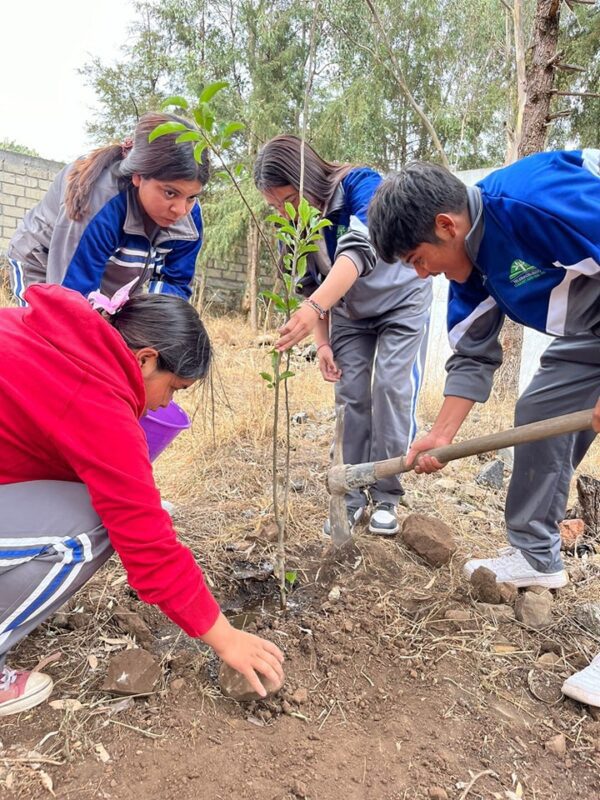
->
<box><xmin>0</xmin><ymin>284</ymin><xmax>283</xmax><ymax>716</ymax></box>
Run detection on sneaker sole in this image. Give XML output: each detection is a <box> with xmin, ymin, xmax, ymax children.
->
<box><xmin>368</xmin><ymin>523</ymin><xmax>399</xmax><ymax>537</ymax></box>
<box><xmin>0</xmin><ymin>677</ymin><xmax>54</xmax><ymax>717</ymax></box>
<box><xmin>463</xmin><ymin>565</ymin><xmax>569</xmax><ymax>589</ymax></box>
<box><xmin>562</xmin><ymin>681</ymin><xmax>600</xmax><ymax>708</ymax></box>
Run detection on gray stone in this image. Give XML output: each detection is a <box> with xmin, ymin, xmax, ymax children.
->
<box><xmin>291</xmin><ymin>411</ymin><xmax>308</xmax><ymax>424</ymax></box>
<box><xmin>515</xmin><ymin>590</ymin><xmax>553</xmax><ymax>629</ymax></box>
<box><xmin>401</xmin><ymin>514</ymin><xmax>457</xmax><ymax>567</ymax></box>
<box><xmin>475</xmin><ymin>459</ymin><xmax>504</xmax><ymax>489</ymax></box>
<box><xmin>475</xmin><ymin>602</ymin><xmax>516</xmax><ymax>623</ymax></box>
<box><xmin>498</xmin><ymin>447</ymin><xmax>514</xmax><ymax>470</ymax></box>
<box><xmin>218</xmin><ymin>662</ymin><xmax>284</xmax><ymax>702</ymax></box>
<box><xmin>102</xmin><ymin>649</ymin><xmax>161</xmax><ymax>696</ymax></box>
<box><xmin>574</xmin><ymin>602</ymin><xmax>600</xmax><ymax>637</ymax></box>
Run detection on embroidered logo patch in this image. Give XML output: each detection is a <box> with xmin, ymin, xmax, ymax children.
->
<box><xmin>509</xmin><ymin>259</ymin><xmax>543</xmax><ymax>287</ymax></box>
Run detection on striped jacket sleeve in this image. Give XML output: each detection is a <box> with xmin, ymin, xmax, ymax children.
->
<box><xmin>444</xmin><ymin>270</ymin><xmax>505</xmax><ymax>403</ymax></box>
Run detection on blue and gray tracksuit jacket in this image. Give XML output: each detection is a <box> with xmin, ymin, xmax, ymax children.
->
<box><xmin>300</xmin><ymin>166</ymin><xmax>426</xmax><ymax>318</ymax></box>
<box><xmin>7</xmin><ymin>163</ymin><xmax>203</xmax><ymax>303</ymax></box>
<box><xmin>446</xmin><ymin>148</ymin><xmax>600</xmax><ymax>402</ymax></box>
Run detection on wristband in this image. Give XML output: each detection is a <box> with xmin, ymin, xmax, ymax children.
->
<box><xmin>303</xmin><ymin>298</ymin><xmax>327</xmax><ymax>320</ymax></box>
<box><xmin>316</xmin><ymin>342</ymin><xmax>332</xmax><ymax>353</ymax></box>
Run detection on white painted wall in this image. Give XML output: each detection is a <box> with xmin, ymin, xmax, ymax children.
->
<box><xmin>421</xmin><ymin>167</ymin><xmax>553</xmax><ymax>398</ymax></box>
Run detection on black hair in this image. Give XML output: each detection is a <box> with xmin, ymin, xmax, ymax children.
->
<box><xmin>109</xmin><ymin>294</ymin><xmax>211</xmax><ymax>381</ymax></box>
<box><xmin>65</xmin><ymin>112</ymin><xmax>210</xmax><ymax>222</ymax></box>
<box><xmin>368</xmin><ymin>162</ymin><xmax>468</xmax><ymax>263</ymax></box>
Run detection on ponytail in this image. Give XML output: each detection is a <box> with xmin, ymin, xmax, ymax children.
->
<box><xmin>65</xmin><ymin>144</ymin><xmax>124</xmax><ymax>221</ymax></box>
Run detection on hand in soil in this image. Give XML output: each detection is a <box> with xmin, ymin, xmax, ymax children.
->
<box><xmin>202</xmin><ymin>613</ymin><xmax>284</xmax><ymax>698</ymax></box>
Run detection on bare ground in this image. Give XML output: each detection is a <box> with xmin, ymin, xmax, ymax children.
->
<box><xmin>2</xmin><ymin>316</ymin><xmax>600</xmax><ymax>800</ymax></box>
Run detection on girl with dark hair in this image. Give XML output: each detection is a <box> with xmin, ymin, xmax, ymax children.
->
<box><xmin>254</xmin><ymin>135</ymin><xmax>432</xmax><ymax>535</ymax></box>
<box><xmin>0</xmin><ymin>284</ymin><xmax>283</xmax><ymax>716</ymax></box>
<box><xmin>7</xmin><ymin>112</ymin><xmax>210</xmax><ymax>304</ymax></box>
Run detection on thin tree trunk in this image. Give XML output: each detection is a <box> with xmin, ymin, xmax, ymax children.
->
<box><xmin>519</xmin><ymin>0</ymin><xmax>561</xmax><ymax>157</ymax></box>
<box><xmin>505</xmin><ymin>0</ymin><xmax>527</xmax><ymax>163</ymax></box>
<box><xmin>246</xmin><ymin>220</ymin><xmax>260</xmax><ymax>331</ymax></box>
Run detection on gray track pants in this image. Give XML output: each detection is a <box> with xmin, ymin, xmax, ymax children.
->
<box><xmin>0</xmin><ymin>481</ymin><xmax>113</xmax><ymax>670</ymax></box>
<box><xmin>330</xmin><ymin>297</ymin><xmax>431</xmax><ymax>507</ymax></box>
<box><xmin>506</xmin><ymin>334</ymin><xmax>600</xmax><ymax>572</ymax></box>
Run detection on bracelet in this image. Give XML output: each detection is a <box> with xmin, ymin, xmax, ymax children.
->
<box><xmin>303</xmin><ymin>297</ymin><xmax>327</xmax><ymax>320</ymax></box>
<box><xmin>316</xmin><ymin>342</ymin><xmax>332</xmax><ymax>353</ymax></box>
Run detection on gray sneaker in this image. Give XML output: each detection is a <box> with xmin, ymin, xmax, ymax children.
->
<box><xmin>369</xmin><ymin>502</ymin><xmax>399</xmax><ymax>536</ymax></box>
<box><xmin>323</xmin><ymin>506</ymin><xmax>365</xmax><ymax>537</ymax></box>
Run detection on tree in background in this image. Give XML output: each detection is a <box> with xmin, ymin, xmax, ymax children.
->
<box><xmin>0</xmin><ymin>139</ymin><xmax>41</xmax><ymax>157</ymax></box>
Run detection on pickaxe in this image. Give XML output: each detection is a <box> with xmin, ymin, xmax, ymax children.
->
<box><xmin>327</xmin><ymin>406</ymin><xmax>596</xmax><ymax>547</ymax></box>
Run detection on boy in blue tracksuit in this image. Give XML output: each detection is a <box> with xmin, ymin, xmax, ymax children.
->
<box><xmin>368</xmin><ymin>148</ymin><xmax>600</xmax><ymax>707</ymax></box>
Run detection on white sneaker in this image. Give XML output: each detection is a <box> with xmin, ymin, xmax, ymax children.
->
<box><xmin>369</xmin><ymin>502</ymin><xmax>399</xmax><ymax>536</ymax></box>
<box><xmin>562</xmin><ymin>654</ymin><xmax>600</xmax><ymax>707</ymax></box>
<box><xmin>463</xmin><ymin>547</ymin><xmax>569</xmax><ymax>588</ymax></box>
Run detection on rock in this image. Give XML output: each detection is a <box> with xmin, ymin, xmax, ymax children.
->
<box><xmin>515</xmin><ymin>591</ymin><xmax>553</xmax><ymax>629</ymax></box>
<box><xmin>428</xmin><ymin>788</ymin><xmax>449</xmax><ymax>800</ymax></box>
<box><xmin>498</xmin><ymin>447</ymin><xmax>514</xmax><ymax>470</ymax></box>
<box><xmin>112</xmin><ymin>606</ymin><xmax>154</xmax><ymax>647</ymax></box>
<box><xmin>218</xmin><ymin>662</ymin><xmax>284</xmax><ymax>703</ymax></box>
<box><xmin>328</xmin><ymin>586</ymin><xmax>341</xmax><ymax>602</ymax></box>
<box><xmin>536</xmin><ymin>652</ymin><xmax>561</xmax><ymax>668</ymax></box>
<box><xmin>290</xmin><ymin>479</ymin><xmax>307</xmax><ymax>493</ymax></box>
<box><xmin>291</xmin><ymin>687</ymin><xmax>308</xmax><ymax>705</ymax></box>
<box><xmin>432</xmin><ymin>478</ymin><xmax>457</xmax><ymax>492</ymax></box>
<box><xmin>300</xmin><ymin>343</ymin><xmax>317</xmax><ymax>362</ymax></box>
<box><xmin>444</xmin><ymin>609</ymin><xmax>472</xmax><ymax>622</ymax></box>
<box><xmin>170</xmin><ymin>677</ymin><xmax>185</xmax><ymax>693</ymax></box>
<box><xmin>498</xmin><ymin>582</ymin><xmax>518</xmax><ymax>604</ymax></box>
<box><xmin>102</xmin><ymin>649</ymin><xmax>161</xmax><ymax>696</ymax></box>
<box><xmin>291</xmin><ymin>779</ymin><xmax>308</xmax><ymax>798</ymax></box>
<box><xmin>475</xmin><ymin>602</ymin><xmax>516</xmax><ymax>623</ymax></box>
<box><xmin>291</xmin><ymin>411</ymin><xmax>308</xmax><ymax>424</ymax></box>
<box><xmin>470</xmin><ymin>567</ymin><xmax>502</xmax><ymax>604</ymax></box>
<box><xmin>544</xmin><ymin>733</ymin><xmax>566</xmax><ymax>758</ymax></box>
<box><xmin>401</xmin><ymin>514</ymin><xmax>457</xmax><ymax>568</ymax></box>
<box><xmin>475</xmin><ymin>459</ymin><xmax>504</xmax><ymax>489</ymax></box>
<box><xmin>559</xmin><ymin>518</ymin><xmax>585</xmax><ymax>549</ymax></box>
<box><xmin>574</xmin><ymin>603</ymin><xmax>600</xmax><ymax>637</ymax></box>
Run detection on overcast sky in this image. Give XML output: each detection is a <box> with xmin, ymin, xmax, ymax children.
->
<box><xmin>1</xmin><ymin>1</ymin><xmax>136</xmax><ymax>163</ymax></box>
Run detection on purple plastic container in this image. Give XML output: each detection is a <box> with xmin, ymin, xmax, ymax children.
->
<box><xmin>139</xmin><ymin>400</ymin><xmax>191</xmax><ymax>461</ymax></box>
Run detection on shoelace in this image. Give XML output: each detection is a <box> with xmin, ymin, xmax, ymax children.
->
<box><xmin>0</xmin><ymin>667</ymin><xmax>17</xmax><ymax>691</ymax></box>
<box><xmin>375</xmin><ymin>503</ymin><xmax>395</xmax><ymax>513</ymax></box>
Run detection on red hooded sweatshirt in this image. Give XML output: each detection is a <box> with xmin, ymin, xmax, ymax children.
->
<box><xmin>0</xmin><ymin>284</ymin><xmax>219</xmax><ymax>636</ymax></box>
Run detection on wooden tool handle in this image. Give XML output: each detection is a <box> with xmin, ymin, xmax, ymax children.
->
<box><xmin>374</xmin><ymin>408</ymin><xmax>595</xmax><ymax>481</ymax></box>
<box><xmin>329</xmin><ymin>408</ymin><xmax>595</xmax><ymax>495</ymax></box>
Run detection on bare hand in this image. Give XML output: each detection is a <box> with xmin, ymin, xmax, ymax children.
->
<box><xmin>593</xmin><ymin>394</ymin><xmax>600</xmax><ymax>433</ymax></box>
<box><xmin>406</xmin><ymin>430</ymin><xmax>453</xmax><ymax>474</ymax></box>
<box><xmin>276</xmin><ymin>304</ymin><xmax>319</xmax><ymax>351</ymax></box>
<box><xmin>214</xmin><ymin>627</ymin><xmax>284</xmax><ymax>697</ymax></box>
<box><xmin>317</xmin><ymin>345</ymin><xmax>342</xmax><ymax>383</ymax></box>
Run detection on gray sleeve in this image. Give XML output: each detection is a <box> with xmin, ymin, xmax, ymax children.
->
<box><xmin>444</xmin><ymin>297</ymin><xmax>505</xmax><ymax>403</ymax></box>
<box><xmin>334</xmin><ymin>215</ymin><xmax>377</xmax><ymax>277</ymax></box>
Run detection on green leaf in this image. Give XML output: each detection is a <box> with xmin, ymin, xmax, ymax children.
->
<box><xmin>296</xmin><ymin>255</ymin><xmax>307</xmax><ymax>278</ymax></box>
<box><xmin>285</xmin><ymin>570</ymin><xmax>298</xmax><ymax>585</ymax></box>
<box><xmin>288</xmin><ymin>297</ymin><xmax>302</xmax><ymax>312</ymax></box>
<box><xmin>194</xmin><ymin>141</ymin><xmax>208</xmax><ymax>162</ymax></box>
<box><xmin>298</xmin><ymin>197</ymin><xmax>310</xmax><ymax>226</ymax></box>
<box><xmin>260</xmin><ymin>290</ymin><xmax>287</xmax><ymax>312</ymax></box>
<box><xmin>234</xmin><ymin>163</ymin><xmax>245</xmax><ymax>177</ymax></box>
<box><xmin>175</xmin><ymin>131</ymin><xmax>201</xmax><ymax>143</ymax></box>
<box><xmin>222</xmin><ymin>121</ymin><xmax>245</xmax><ymax>137</ymax></box>
<box><xmin>284</xmin><ymin>201</ymin><xmax>296</xmax><ymax>221</ymax></box>
<box><xmin>266</xmin><ymin>213</ymin><xmax>286</xmax><ymax>226</ymax></box>
<box><xmin>199</xmin><ymin>80</ymin><xmax>229</xmax><ymax>104</ymax></box>
<box><xmin>193</xmin><ymin>103</ymin><xmax>214</xmax><ymax>133</ymax></box>
<box><xmin>298</xmin><ymin>243</ymin><xmax>320</xmax><ymax>255</ymax></box>
<box><xmin>313</xmin><ymin>218</ymin><xmax>332</xmax><ymax>231</ymax></box>
<box><xmin>259</xmin><ymin>372</ymin><xmax>273</xmax><ymax>382</ymax></box>
<box><xmin>148</xmin><ymin>121</ymin><xmax>188</xmax><ymax>143</ymax></box>
<box><xmin>161</xmin><ymin>95</ymin><xmax>189</xmax><ymax>111</ymax></box>
<box><xmin>279</xmin><ymin>371</ymin><xmax>295</xmax><ymax>381</ymax></box>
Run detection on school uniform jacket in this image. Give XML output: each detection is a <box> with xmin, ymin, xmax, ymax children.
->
<box><xmin>7</xmin><ymin>163</ymin><xmax>203</xmax><ymax>302</ymax></box>
<box><xmin>0</xmin><ymin>285</ymin><xmax>219</xmax><ymax>637</ymax></box>
<box><xmin>299</xmin><ymin>167</ymin><xmax>429</xmax><ymax>319</ymax></box>
<box><xmin>445</xmin><ymin>148</ymin><xmax>600</xmax><ymax>402</ymax></box>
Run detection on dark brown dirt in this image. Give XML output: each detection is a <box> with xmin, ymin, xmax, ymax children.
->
<box><xmin>2</xmin><ymin>520</ymin><xmax>599</xmax><ymax>800</ymax></box>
